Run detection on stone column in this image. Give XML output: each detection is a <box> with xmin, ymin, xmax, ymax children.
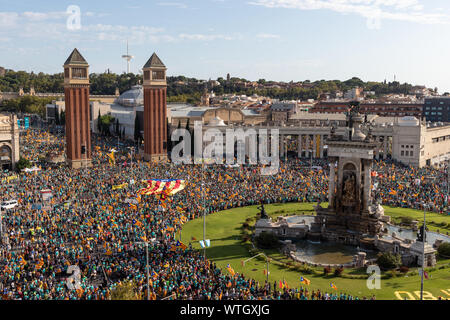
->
<box><xmin>329</xmin><ymin>160</ymin><xmax>336</xmax><ymax>209</ymax></box>
<box><xmin>374</xmin><ymin>136</ymin><xmax>379</xmax><ymax>160</ymax></box>
<box><xmin>319</xmin><ymin>135</ymin><xmax>324</xmax><ymax>158</ymax></box>
<box><xmin>305</xmin><ymin>135</ymin><xmax>310</xmax><ymax>158</ymax></box>
<box><xmin>298</xmin><ymin>134</ymin><xmax>302</xmax><ymax>158</ymax></box>
<box><xmin>383</xmin><ymin>136</ymin><xmax>388</xmax><ymax>158</ymax></box>
<box><xmin>313</xmin><ymin>135</ymin><xmax>317</xmax><ymax>158</ymax></box>
<box><xmin>363</xmin><ymin>159</ymin><xmax>371</xmax><ymax>213</ymax></box>
<box><xmin>280</xmin><ymin>134</ymin><xmax>285</xmax><ymax>157</ymax></box>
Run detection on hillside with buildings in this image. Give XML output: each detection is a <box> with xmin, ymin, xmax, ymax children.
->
<box><xmin>1</xmin><ymin>68</ymin><xmax>445</xmax><ymax>103</ymax></box>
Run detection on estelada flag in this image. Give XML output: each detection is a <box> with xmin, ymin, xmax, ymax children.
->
<box><xmin>389</xmin><ymin>189</ymin><xmax>397</xmax><ymax>195</ymax></box>
<box><xmin>300</xmin><ymin>276</ymin><xmax>310</xmax><ymax>285</ymax></box>
<box><xmin>138</xmin><ymin>179</ymin><xmax>186</xmax><ymax>196</ymax></box>
<box><xmin>330</xmin><ymin>282</ymin><xmax>337</xmax><ymax>290</ymax></box>
<box><xmin>18</xmin><ymin>255</ymin><xmax>27</xmax><ymax>266</ymax></box>
<box><xmin>226</xmin><ymin>264</ymin><xmax>235</xmax><ymax>276</ymax></box>
<box><xmin>176</xmin><ymin>241</ymin><xmax>187</xmax><ymax>250</ymax></box>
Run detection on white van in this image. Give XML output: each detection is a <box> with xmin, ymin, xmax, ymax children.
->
<box><xmin>1</xmin><ymin>200</ymin><xmax>19</xmax><ymax>210</ymax></box>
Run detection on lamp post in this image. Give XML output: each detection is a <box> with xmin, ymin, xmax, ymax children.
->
<box><xmin>420</xmin><ymin>202</ymin><xmax>428</xmax><ymax>301</ymax></box>
<box><xmin>202</xmin><ymin>162</ymin><xmax>206</xmax><ymax>261</ymax></box>
<box><xmin>447</xmin><ymin>160</ymin><xmax>450</xmax><ymax>214</ymax></box>
<box><xmin>0</xmin><ymin>205</ymin><xmax>3</xmax><ymax>241</ymax></box>
<box><xmin>128</xmin><ymin>146</ymin><xmax>134</xmax><ymax>167</ymax></box>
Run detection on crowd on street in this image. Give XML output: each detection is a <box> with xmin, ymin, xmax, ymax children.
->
<box><xmin>0</xmin><ymin>129</ymin><xmax>448</xmax><ymax>300</ymax></box>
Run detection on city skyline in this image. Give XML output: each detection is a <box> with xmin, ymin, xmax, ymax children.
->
<box><xmin>1</xmin><ymin>0</ymin><xmax>450</xmax><ymax>91</ymax></box>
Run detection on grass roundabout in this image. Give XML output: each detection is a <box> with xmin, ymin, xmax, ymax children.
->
<box><xmin>180</xmin><ymin>202</ymin><xmax>450</xmax><ymax>300</ymax></box>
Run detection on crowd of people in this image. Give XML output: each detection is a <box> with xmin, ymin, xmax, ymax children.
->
<box><xmin>0</xmin><ymin>128</ymin><xmax>448</xmax><ymax>300</ymax></box>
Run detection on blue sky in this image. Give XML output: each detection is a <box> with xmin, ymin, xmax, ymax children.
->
<box><xmin>1</xmin><ymin>0</ymin><xmax>450</xmax><ymax>92</ymax></box>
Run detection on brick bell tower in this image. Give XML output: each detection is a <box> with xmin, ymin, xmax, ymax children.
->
<box><xmin>63</xmin><ymin>48</ymin><xmax>92</xmax><ymax>169</ymax></box>
<box><xmin>142</xmin><ymin>53</ymin><xmax>168</xmax><ymax>161</ymax></box>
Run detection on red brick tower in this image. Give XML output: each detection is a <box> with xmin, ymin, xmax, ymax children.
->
<box><xmin>142</xmin><ymin>53</ymin><xmax>168</xmax><ymax>161</ymax></box>
<box><xmin>63</xmin><ymin>48</ymin><xmax>92</xmax><ymax>169</ymax></box>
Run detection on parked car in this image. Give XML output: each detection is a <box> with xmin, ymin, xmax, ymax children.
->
<box><xmin>1</xmin><ymin>200</ymin><xmax>18</xmax><ymax>210</ymax></box>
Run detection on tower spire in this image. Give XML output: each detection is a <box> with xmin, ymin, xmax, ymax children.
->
<box><xmin>63</xmin><ymin>48</ymin><xmax>92</xmax><ymax>169</ymax></box>
<box><xmin>142</xmin><ymin>52</ymin><xmax>168</xmax><ymax>162</ymax></box>
<box><xmin>122</xmin><ymin>40</ymin><xmax>134</xmax><ymax>74</ymax></box>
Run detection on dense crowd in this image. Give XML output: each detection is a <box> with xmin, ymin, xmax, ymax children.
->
<box><xmin>0</xmin><ymin>129</ymin><xmax>448</xmax><ymax>300</ymax></box>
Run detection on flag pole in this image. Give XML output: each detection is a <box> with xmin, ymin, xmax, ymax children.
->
<box><xmin>420</xmin><ymin>203</ymin><xmax>427</xmax><ymax>300</ymax></box>
<box><xmin>203</xmin><ymin>159</ymin><xmax>206</xmax><ymax>261</ymax></box>
<box><xmin>146</xmin><ymin>241</ymin><xmax>150</xmax><ymax>300</ymax></box>
<box><xmin>0</xmin><ymin>205</ymin><xmax>2</xmax><ymax>241</ymax></box>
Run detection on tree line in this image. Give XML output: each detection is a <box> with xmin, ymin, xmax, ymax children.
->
<box><xmin>1</xmin><ymin>70</ymin><xmax>428</xmax><ymax>105</ymax></box>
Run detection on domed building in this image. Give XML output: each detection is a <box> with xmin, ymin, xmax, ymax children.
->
<box><xmin>115</xmin><ymin>85</ymin><xmax>144</xmax><ymax>107</ymax></box>
<box><xmin>92</xmin><ymin>85</ymin><xmax>146</xmax><ymax>140</ymax></box>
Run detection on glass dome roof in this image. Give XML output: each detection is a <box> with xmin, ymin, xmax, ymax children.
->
<box><xmin>116</xmin><ymin>85</ymin><xmax>143</xmax><ymax>107</ymax></box>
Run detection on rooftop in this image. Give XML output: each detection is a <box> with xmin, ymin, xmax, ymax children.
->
<box><xmin>115</xmin><ymin>85</ymin><xmax>143</xmax><ymax>107</ymax></box>
<box><xmin>143</xmin><ymin>53</ymin><xmax>165</xmax><ymax>68</ymax></box>
<box><xmin>64</xmin><ymin>48</ymin><xmax>88</xmax><ymax>66</ymax></box>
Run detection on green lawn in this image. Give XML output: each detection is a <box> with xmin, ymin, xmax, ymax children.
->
<box><xmin>180</xmin><ymin>202</ymin><xmax>450</xmax><ymax>300</ymax></box>
<box><xmin>383</xmin><ymin>206</ymin><xmax>450</xmax><ymax>234</ymax></box>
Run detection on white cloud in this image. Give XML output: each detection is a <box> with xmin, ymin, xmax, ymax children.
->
<box><xmin>257</xmin><ymin>33</ymin><xmax>280</xmax><ymax>39</ymax></box>
<box><xmin>0</xmin><ymin>11</ymin><xmax>240</xmax><ymax>46</ymax></box>
<box><xmin>22</xmin><ymin>11</ymin><xmax>67</xmax><ymax>21</ymax></box>
<box><xmin>178</xmin><ymin>33</ymin><xmax>235</xmax><ymax>41</ymax></box>
<box><xmin>249</xmin><ymin>0</ymin><xmax>450</xmax><ymax>26</ymax></box>
<box><xmin>0</xmin><ymin>12</ymin><xmax>19</xmax><ymax>27</ymax></box>
<box><xmin>157</xmin><ymin>2</ymin><xmax>188</xmax><ymax>9</ymax></box>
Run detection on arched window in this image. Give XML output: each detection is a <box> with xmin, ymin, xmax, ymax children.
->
<box><xmin>343</xmin><ymin>163</ymin><xmax>356</xmax><ymax>171</ymax></box>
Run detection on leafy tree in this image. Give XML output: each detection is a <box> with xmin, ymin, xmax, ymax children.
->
<box><xmin>0</xmin><ymin>69</ymin><xmax>425</xmax><ymax>104</ymax></box>
<box><xmin>438</xmin><ymin>242</ymin><xmax>450</xmax><ymax>258</ymax></box>
<box><xmin>0</xmin><ymin>96</ymin><xmax>55</xmax><ymax>118</ymax></box>
<box><xmin>323</xmin><ymin>266</ymin><xmax>331</xmax><ymax>275</ymax></box>
<box><xmin>55</xmin><ymin>109</ymin><xmax>60</xmax><ymax>125</ymax></box>
<box><xmin>255</xmin><ymin>232</ymin><xmax>280</xmax><ymax>249</ymax></box>
<box><xmin>98</xmin><ymin>114</ymin><xmax>115</xmax><ymax>136</ymax></box>
<box><xmin>97</xmin><ymin>109</ymin><xmax>101</xmax><ymax>132</ymax></box>
<box><xmin>110</xmin><ymin>280</ymin><xmax>141</xmax><ymax>300</ymax></box>
<box><xmin>334</xmin><ymin>267</ymin><xmax>344</xmax><ymax>276</ymax></box>
<box><xmin>60</xmin><ymin>111</ymin><xmax>65</xmax><ymax>125</ymax></box>
<box><xmin>16</xmin><ymin>156</ymin><xmax>32</xmax><ymax>171</ymax></box>
<box><xmin>376</xmin><ymin>252</ymin><xmax>402</xmax><ymax>270</ymax></box>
